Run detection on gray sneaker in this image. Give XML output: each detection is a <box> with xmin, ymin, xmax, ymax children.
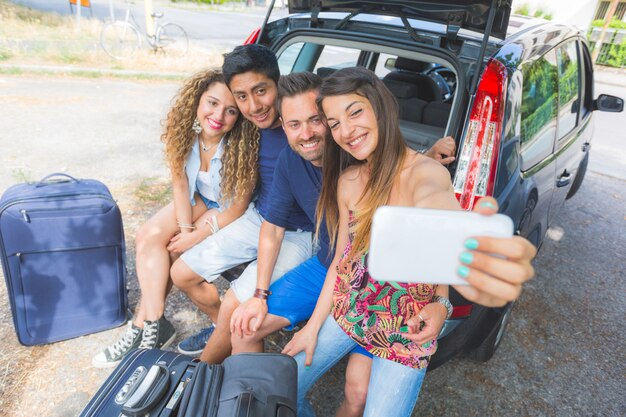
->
<box><xmin>92</xmin><ymin>323</ymin><xmax>142</xmax><ymax>368</ymax></box>
<box><xmin>138</xmin><ymin>316</ymin><xmax>176</xmax><ymax>350</ymax></box>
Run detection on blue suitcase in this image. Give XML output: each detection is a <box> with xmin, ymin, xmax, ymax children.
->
<box><xmin>0</xmin><ymin>173</ymin><xmax>128</xmax><ymax>345</ymax></box>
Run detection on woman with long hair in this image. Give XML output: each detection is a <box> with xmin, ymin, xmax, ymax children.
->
<box><xmin>93</xmin><ymin>69</ymin><xmax>259</xmax><ymax>368</ymax></box>
<box><xmin>283</xmin><ymin>67</ymin><xmax>535</xmax><ymax>416</ymax></box>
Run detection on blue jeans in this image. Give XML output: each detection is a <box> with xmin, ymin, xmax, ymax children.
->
<box><xmin>296</xmin><ymin>316</ymin><xmax>427</xmax><ymax>417</ymax></box>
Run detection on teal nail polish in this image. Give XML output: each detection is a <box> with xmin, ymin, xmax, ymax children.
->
<box><xmin>305</xmin><ymin>366</ymin><xmax>310</xmax><ymax>370</ymax></box>
<box><xmin>479</xmin><ymin>201</ymin><xmax>496</xmax><ymax>209</ymax></box>
<box><xmin>464</xmin><ymin>238</ymin><xmax>479</xmax><ymax>250</ymax></box>
<box><xmin>460</xmin><ymin>251</ymin><xmax>474</xmax><ymax>265</ymax></box>
<box><xmin>457</xmin><ymin>265</ymin><xmax>471</xmax><ymax>278</ymax></box>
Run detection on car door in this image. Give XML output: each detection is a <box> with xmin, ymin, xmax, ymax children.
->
<box><xmin>548</xmin><ymin>38</ymin><xmax>583</xmax><ymax>219</ymax></box>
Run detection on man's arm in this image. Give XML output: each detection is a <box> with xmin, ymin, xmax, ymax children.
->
<box><xmin>425</xmin><ymin>135</ymin><xmax>456</xmax><ymax>165</ymax></box>
<box><xmin>230</xmin><ymin>221</ymin><xmax>285</xmax><ymax>337</ymax></box>
<box><xmin>229</xmin><ymin>149</ymin><xmax>297</xmax><ymax>336</ymax></box>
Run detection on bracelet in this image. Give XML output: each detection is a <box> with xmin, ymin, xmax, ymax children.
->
<box><xmin>253</xmin><ymin>288</ymin><xmax>271</xmax><ymax>300</ymax></box>
<box><xmin>205</xmin><ymin>215</ymin><xmax>220</xmax><ymax>234</ymax></box>
<box><xmin>431</xmin><ymin>295</ymin><xmax>453</xmax><ymax>319</ymax></box>
<box><xmin>177</xmin><ymin>221</ymin><xmax>196</xmax><ymax>230</ymax></box>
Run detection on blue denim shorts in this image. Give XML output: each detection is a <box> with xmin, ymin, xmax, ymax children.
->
<box><xmin>198</xmin><ymin>193</ymin><xmax>219</xmax><ymax>210</ymax></box>
<box><xmin>268</xmin><ymin>256</ymin><xmax>372</xmax><ymax>358</ymax></box>
<box><xmin>268</xmin><ymin>256</ymin><xmax>327</xmax><ymax>331</ymax></box>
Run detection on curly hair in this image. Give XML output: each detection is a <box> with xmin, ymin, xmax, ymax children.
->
<box><xmin>219</xmin><ymin>117</ymin><xmax>259</xmax><ymax>204</ymax></box>
<box><xmin>161</xmin><ymin>68</ymin><xmax>259</xmax><ymax>205</ymax></box>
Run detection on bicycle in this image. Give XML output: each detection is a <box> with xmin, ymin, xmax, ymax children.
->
<box><xmin>100</xmin><ymin>0</ymin><xmax>189</xmax><ymax>60</ymax></box>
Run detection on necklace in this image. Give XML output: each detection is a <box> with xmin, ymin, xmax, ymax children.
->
<box><xmin>200</xmin><ymin>137</ymin><xmax>219</xmax><ymax>153</ymax></box>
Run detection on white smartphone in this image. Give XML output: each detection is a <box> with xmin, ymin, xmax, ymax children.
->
<box><xmin>368</xmin><ymin>206</ymin><xmax>514</xmax><ymax>286</ymax></box>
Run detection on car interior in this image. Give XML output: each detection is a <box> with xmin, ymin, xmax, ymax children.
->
<box><xmin>277</xmin><ymin>41</ymin><xmax>457</xmax><ymax>152</ymax></box>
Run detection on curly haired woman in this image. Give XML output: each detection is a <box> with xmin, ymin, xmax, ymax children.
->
<box><xmin>93</xmin><ymin>69</ymin><xmax>259</xmax><ymax>368</ymax></box>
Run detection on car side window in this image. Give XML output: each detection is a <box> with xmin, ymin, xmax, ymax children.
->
<box><xmin>313</xmin><ymin>45</ymin><xmax>362</xmax><ymax>76</ymax></box>
<box><xmin>520</xmin><ymin>50</ymin><xmax>558</xmax><ymax>169</ymax></box>
<box><xmin>277</xmin><ymin>42</ymin><xmax>305</xmax><ymax>75</ymax></box>
<box><xmin>556</xmin><ymin>41</ymin><xmax>580</xmax><ymax>139</ymax></box>
<box><xmin>373</xmin><ymin>53</ymin><xmax>396</xmax><ymax>78</ymax></box>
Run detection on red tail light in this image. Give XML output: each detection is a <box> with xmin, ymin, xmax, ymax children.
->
<box><xmin>243</xmin><ymin>27</ymin><xmax>260</xmax><ymax>45</ymax></box>
<box><xmin>453</xmin><ymin>59</ymin><xmax>507</xmax><ymax>210</ymax></box>
<box><xmin>450</xmin><ymin>304</ymin><xmax>473</xmax><ymax>319</ymax></box>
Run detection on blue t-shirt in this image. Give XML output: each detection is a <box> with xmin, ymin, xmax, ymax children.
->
<box><xmin>256</xmin><ymin>127</ymin><xmax>310</xmax><ymax>231</ymax></box>
<box><xmin>265</xmin><ymin>147</ymin><xmax>332</xmax><ymax>267</ymax></box>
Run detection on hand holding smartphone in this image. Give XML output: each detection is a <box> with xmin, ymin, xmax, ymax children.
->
<box><xmin>368</xmin><ymin>206</ymin><xmax>514</xmax><ymax>286</ymax></box>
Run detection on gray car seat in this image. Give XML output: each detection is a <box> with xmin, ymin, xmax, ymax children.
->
<box><xmin>383</xmin><ymin>57</ymin><xmax>442</xmax><ymax>102</ymax></box>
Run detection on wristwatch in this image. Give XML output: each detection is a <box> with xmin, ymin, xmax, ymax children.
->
<box><xmin>431</xmin><ymin>295</ymin><xmax>453</xmax><ymax>319</ymax></box>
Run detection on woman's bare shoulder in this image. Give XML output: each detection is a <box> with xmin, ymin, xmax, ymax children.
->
<box><xmin>403</xmin><ymin>153</ymin><xmax>458</xmax><ymax>208</ymax></box>
<box><xmin>405</xmin><ymin>153</ymin><xmax>451</xmax><ymax>184</ymax></box>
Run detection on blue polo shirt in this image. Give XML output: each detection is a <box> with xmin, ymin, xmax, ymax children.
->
<box><xmin>265</xmin><ymin>147</ymin><xmax>331</xmax><ymax>267</ymax></box>
<box><xmin>256</xmin><ymin>126</ymin><xmax>310</xmax><ymax>232</ymax></box>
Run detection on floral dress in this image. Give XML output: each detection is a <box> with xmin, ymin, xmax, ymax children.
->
<box><xmin>331</xmin><ymin>211</ymin><xmax>438</xmax><ymax>369</ymax></box>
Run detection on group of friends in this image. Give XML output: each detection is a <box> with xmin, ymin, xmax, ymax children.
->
<box><xmin>92</xmin><ymin>44</ymin><xmax>537</xmax><ymax>417</ymax></box>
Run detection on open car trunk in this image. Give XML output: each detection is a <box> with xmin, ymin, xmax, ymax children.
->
<box><xmin>271</xmin><ymin>33</ymin><xmax>463</xmax><ymax>153</ymax></box>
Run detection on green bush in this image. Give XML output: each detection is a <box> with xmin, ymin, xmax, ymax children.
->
<box><xmin>514</xmin><ymin>4</ymin><xmax>552</xmax><ymax>20</ymax></box>
<box><xmin>600</xmin><ymin>38</ymin><xmax>626</xmax><ymax>67</ymax></box>
<box><xmin>591</xmin><ymin>17</ymin><xmax>626</xmax><ymax>29</ymax></box>
<box><xmin>514</xmin><ymin>3</ymin><xmax>530</xmax><ymax>16</ymax></box>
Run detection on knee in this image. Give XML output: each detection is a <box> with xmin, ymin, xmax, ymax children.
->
<box><xmin>203</xmin><ymin>284</ymin><xmax>221</xmax><ymax>309</ymax></box>
<box><xmin>170</xmin><ymin>259</ymin><xmax>194</xmax><ymax>290</ymax></box>
<box><xmin>221</xmin><ymin>289</ymin><xmax>240</xmax><ymax>314</ymax></box>
<box><xmin>135</xmin><ymin>222</ymin><xmax>165</xmax><ymax>251</ymax></box>
<box><xmin>344</xmin><ymin>379</ymin><xmax>368</xmax><ymax>411</ymax></box>
<box><xmin>230</xmin><ymin>326</ymin><xmax>262</xmax><ymax>347</ymax></box>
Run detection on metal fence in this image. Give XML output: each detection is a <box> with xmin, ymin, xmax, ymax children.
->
<box><xmin>588</xmin><ymin>27</ymin><xmax>626</xmax><ymax>68</ymax></box>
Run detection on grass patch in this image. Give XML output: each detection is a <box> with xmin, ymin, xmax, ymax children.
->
<box><xmin>11</xmin><ymin>168</ymin><xmax>34</xmax><ymax>183</ymax></box>
<box><xmin>0</xmin><ymin>48</ymin><xmax>11</xmax><ymax>61</ymax></box>
<box><xmin>0</xmin><ymin>0</ymin><xmax>223</xmax><ymax>78</ymax></box>
<box><xmin>134</xmin><ymin>177</ymin><xmax>172</xmax><ymax>206</ymax></box>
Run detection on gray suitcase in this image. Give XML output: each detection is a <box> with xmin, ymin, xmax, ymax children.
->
<box><xmin>179</xmin><ymin>352</ymin><xmax>297</xmax><ymax>417</ymax></box>
<box><xmin>80</xmin><ymin>349</ymin><xmax>297</xmax><ymax>417</ymax></box>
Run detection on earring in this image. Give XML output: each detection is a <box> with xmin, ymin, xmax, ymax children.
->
<box><xmin>192</xmin><ymin>118</ymin><xmax>202</xmax><ymax>134</ymax></box>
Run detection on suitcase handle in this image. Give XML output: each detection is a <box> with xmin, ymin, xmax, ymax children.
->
<box><xmin>121</xmin><ymin>364</ymin><xmax>171</xmax><ymax>417</ymax></box>
<box><xmin>234</xmin><ymin>393</ymin><xmax>296</xmax><ymax>417</ymax></box>
<box><xmin>235</xmin><ymin>392</ymin><xmax>253</xmax><ymax>417</ymax></box>
<box><xmin>266</xmin><ymin>395</ymin><xmax>296</xmax><ymax>417</ymax></box>
<box><xmin>36</xmin><ymin>173</ymin><xmax>79</xmax><ymax>187</ymax></box>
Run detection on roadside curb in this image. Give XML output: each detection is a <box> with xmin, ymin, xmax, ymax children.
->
<box><xmin>0</xmin><ymin>63</ymin><xmax>186</xmax><ymax>80</ymax></box>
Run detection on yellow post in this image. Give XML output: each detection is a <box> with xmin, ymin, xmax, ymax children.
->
<box><xmin>592</xmin><ymin>0</ymin><xmax>620</xmax><ymax>63</ymax></box>
<box><xmin>144</xmin><ymin>0</ymin><xmax>155</xmax><ymax>37</ymax></box>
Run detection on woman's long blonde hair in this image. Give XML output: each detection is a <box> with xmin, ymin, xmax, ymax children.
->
<box><xmin>161</xmin><ymin>69</ymin><xmax>259</xmax><ymax>204</ymax></box>
<box><xmin>316</xmin><ymin>67</ymin><xmax>407</xmax><ymax>259</ymax></box>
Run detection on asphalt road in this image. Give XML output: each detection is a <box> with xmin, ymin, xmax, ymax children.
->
<box><xmin>0</xmin><ymin>70</ymin><xmax>624</xmax><ymax>416</ymax></box>
<box><xmin>8</xmin><ymin>0</ymin><xmax>286</xmax><ymax>50</ymax></box>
